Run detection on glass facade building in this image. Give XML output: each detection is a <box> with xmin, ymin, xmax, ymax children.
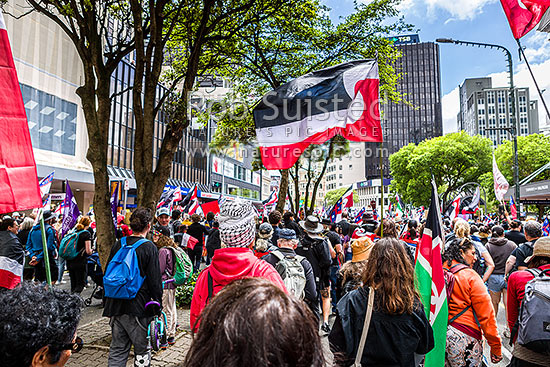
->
<box><xmin>365</xmin><ymin>38</ymin><xmax>443</xmax><ymax>179</ymax></box>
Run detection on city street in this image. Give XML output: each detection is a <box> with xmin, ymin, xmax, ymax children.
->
<box><xmin>59</xmin><ymin>272</ymin><xmax>514</xmax><ymax>367</ymax></box>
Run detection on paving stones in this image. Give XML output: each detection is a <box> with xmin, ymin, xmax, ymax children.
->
<box><xmin>67</xmin><ymin>309</ymin><xmax>193</xmax><ymax>367</ymax></box>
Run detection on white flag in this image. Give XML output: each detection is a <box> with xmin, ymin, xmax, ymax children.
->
<box><xmin>493</xmin><ymin>154</ymin><xmax>509</xmax><ymax>201</ymax></box>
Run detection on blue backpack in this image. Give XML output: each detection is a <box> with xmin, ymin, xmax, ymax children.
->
<box><xmin>103</xmin><ymin>237</ymin><xmax>149</xmax><ymax>300</ymax></box>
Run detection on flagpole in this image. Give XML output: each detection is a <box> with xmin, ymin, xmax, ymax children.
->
<box><xmin>516</xmin><ymin>39</ymin><xmax>550</xmax><ymax>123</ymax></box>
<box><xmin>379</xmin><ymin>141</ymin><xmax>384</xmax><ymax>237</ymax></box>
<box><xmin>38</xmin><ymin>209</ymin><xmax>52</xmax><ymax>287</ymax></box>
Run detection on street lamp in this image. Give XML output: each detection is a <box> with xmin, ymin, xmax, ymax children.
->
<box><xmin>436</xmin><ymin>38</ymin><xmax>520</xmax><ymax>204</ymax></box>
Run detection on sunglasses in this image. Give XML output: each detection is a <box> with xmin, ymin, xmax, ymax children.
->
<box><xmin>54</xmin><ymin>336</ymin><xmax>83</xmax><ymax>353</ymax></box>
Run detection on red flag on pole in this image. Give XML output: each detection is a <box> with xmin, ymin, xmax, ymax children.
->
<box><xmin>0</xmin><ymin>12</ymin><xmax>42</xmax><ymax>213</ymax></box>
<box><xmin>500</xmin><ymin>0</ymin><xmax>550</xmax><ymax>39</ymax></box>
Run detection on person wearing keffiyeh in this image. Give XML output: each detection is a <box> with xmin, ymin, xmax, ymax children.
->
<box><xmin>189</xmin><ymin>199</ymin><xmax>287</xmax><ymax>331</ymax></box>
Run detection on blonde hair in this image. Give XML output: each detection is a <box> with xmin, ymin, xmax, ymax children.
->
<box><xmin>454</xmin><ymin>219</ymin><xmax>470</xmax><ymax>238</ymax></box>
<box><xmin>76</xmin><ymin>216</ymin><xmax>91</xmax><ymax>231</ymax></box>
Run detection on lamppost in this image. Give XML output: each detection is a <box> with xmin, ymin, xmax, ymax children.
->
<box><xmin>436</xmin><ymin>38</ymin><xmax>520</xmax><ymax>204</ymax></box>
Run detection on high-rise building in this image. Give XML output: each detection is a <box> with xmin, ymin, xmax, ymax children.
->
<box><xmin>365</xmin><ymin>35</ymin><xmax>443</xmax><ymax>179</ymax></box>
<box><xmin>457</xmin><ymin>77</ymin><xmax>539</xmax><ymax>146</ymax></box>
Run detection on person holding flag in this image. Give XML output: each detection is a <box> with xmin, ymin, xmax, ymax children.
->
<box><xmin>329</xmin><ymin>237</ymin><xmax>434</xmax><ymax>365</ymax></box>
<box><xmin>26</xmin><ymin>210</ymin><xmax>59</xmax><ymax>283</ymax></box>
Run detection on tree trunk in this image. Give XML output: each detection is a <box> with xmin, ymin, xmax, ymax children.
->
<box><xmin>77</xmin><ymin>78</ymin><xmax>117</xmax><ymax>271</ymax></box>
<box><xmin>276</xmin><ymin>169</ymin><xmax>289</xmax><ymax>212</ymax></box>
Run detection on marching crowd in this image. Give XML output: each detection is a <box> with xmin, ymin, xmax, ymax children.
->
<box><xmin>0</xmin><ymin>200</ymin><xmax>549</xmax><ymax>367</ymax></box>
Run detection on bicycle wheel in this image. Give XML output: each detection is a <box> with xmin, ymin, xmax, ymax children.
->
<box><xmin>148</xmin><ymin>319</ymin><xmax>161</xmax><ymax>352</ymax></box>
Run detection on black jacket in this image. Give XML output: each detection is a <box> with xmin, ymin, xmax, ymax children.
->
<box><xmin>329</xmin><ymin>287</ymin><xmax>434</xmax><ymax>367</ymax></box>
<box><xmin>262</xmin><ymin>247</ymin><xmax>318</xmax><ymax>309</ymax></box>
<box><xmin>0</xmin><ymin>231</ymin><xmax>24</xmax><ymax>265</ymax></box>
<box><xmin>187</xmin><ymin>223</ymin><xmax>210</xmax><ymax>248</ymax></box>
<box><xmin>295</xmin><ymin>235</ymin><xmax>332</xmax><ymax>290</ymax></box>
<box><xmin>205</xmin><ymin>228</ymin><xmax>221</xmax><ymax>251</ymax></box>
<box><xmin>103</xmin><ymin>236</ymin><xmax>163</xmax><ymax>318</ymax></box>
<box><xmin>283</xmin><ymin>220</ymin><xmax>303</xmax><ymax>239</ymax></box>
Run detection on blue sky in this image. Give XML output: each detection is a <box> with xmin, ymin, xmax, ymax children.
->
<box><xmin>323</xmin><ymin>0</ymin><xmax>550</xmax><ymax>133</ymax></box>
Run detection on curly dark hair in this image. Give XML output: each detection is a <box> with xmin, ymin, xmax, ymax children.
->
<box><xmin>185</xmin><ymin>278</ymin><xmax>325</xmax><ymax>367</ymax></box>
<box><xmin>0</xmin><ymin>282</ymin><xmax>83</xmax><ymax>367</ymax></box>
<box><xmin>130</xmin><ymin>207</ymin><xmax>153</xmax><ymax>232</ymax></box>
<box><xmin>442</xmin><ymin>237</ymin><xmax>474</xmax><ymax>267</ymax></box>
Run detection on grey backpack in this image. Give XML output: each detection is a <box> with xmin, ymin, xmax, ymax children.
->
<box><xmin>516</xmin><ymin>268</ymin><xmax>550</xmax><ymax>355</ymax></box>
<box><xmin>272</xmin><ymin>250</ymin><xmax>307</xmax><ymax>299</ymax></box>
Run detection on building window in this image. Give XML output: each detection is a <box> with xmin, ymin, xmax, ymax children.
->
<box><xmin>21</xmin><ymin>84</ymin><xmax>77</xmax><ymax>156</ymax></box>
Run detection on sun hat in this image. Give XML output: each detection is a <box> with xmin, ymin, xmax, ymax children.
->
<box><xmin>299</xmin><ymin>215</ymin><xmax>324</xmax><ymax>235</ymax></box>
<box><xmin>351</xmin><ymin>236</ymin><xmax>375</xmax><ymax>263</ymax></box>
<box><xmin>525</xmin><ymin>237</ymin><xmax>550</xmax><ymax>263</ymax></box>
<box><xmin>217</xmin><ymin>199</ymin><xmax>257</xmax><ymax>248</ymax></box>
<box><xmin>42</xmin><ymin>210</ymin><xmax>56</xmax><ymax>222</ymax></box>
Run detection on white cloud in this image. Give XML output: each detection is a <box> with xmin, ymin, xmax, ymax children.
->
<box><xmin>442</xmin><ymin>55</ymin><xmax>550</xmax><ymax>135</ymax></box>
<box><xmin>398</xmin><ymin>0</ymin><xmax>497</xmax><ymax>20</ymax></box>
<box><xmin>442</xmin><ymin>87</ymin><xmax>460</xmax><ymax>134</ymax></box>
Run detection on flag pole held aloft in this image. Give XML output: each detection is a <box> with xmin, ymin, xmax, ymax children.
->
<box><xmin>38</xmin><ymin>208</ymin><xmax>52</xmax><ymax>287</ymax></box>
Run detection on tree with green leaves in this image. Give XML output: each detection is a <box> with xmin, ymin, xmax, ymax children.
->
<box><xmin>17</xmin><ymin>0</ymin><xmax>284</xmax><ymax>268</ymax></box>
<box><xmin>479</xmin><ymin>134</ymin><xmax>550</xmax><ymax>211</ymax></box>
<box><xmin>288</xmin><ymin>136</ymin><xmax>349</xmax><ymax>215</ymax></box>
<box><xmin>389</xmin><ymin>132</ymin><xmax>493</xmax><ymax>208</ymax></box>
<box><xmin>210</xmin><ymin>0</ymin><xmax>413</xmax><ymax>212</ymax></box>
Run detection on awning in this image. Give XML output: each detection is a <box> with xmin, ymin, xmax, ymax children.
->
<box><xmin>108</xmin><ymin>165</ymin><xmax>137</xmax><ymax>189</ymax></box>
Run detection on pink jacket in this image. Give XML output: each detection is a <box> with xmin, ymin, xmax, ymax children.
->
<box><xmin>190</xmin><ymin>247</ymin><xmax>287</xmax><ymax>331</ymax></box>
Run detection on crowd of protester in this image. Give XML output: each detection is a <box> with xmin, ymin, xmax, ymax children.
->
<box><xmin>1</xmin><ymin>201</ymin><xmax>550</xmax><ymax>367</ymax></box>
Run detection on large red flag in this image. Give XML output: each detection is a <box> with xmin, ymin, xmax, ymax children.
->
<box><xmin>0</xmin><ymin>12</ymin><xmax>42</xmax><ymax>213</ymax></box>
<box><xmin>500</xmin><ymin>0</ymin><xmax>550</xmax><ymax>39</ymax></box>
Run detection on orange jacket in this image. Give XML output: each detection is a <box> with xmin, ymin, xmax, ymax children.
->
<box><xmin>445</xmin><ymin>260</ymin><xmax>502</xmax><ymax>356</ymax></box>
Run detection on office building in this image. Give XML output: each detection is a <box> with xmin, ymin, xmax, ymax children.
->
<box><xmin>457</xmin><ymin>77</ymin><xmax>539</xmax><ymax>146</ymax></box>
<box><xmin>365</xmin><ymin>34</ymin><xmax>443</xmax><ymax>179</ymax></box>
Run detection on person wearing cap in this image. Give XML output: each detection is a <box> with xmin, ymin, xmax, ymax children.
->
<box><xmin>335</xmin><ymin>236</ymin><xmax>375</xmax><ymax>300</ymax></box>
<box><xmin>155</xmin><ymin>207</ymin><xmax>171</xmax><ymax>229</ymax></box>
<box><xmin>296</xmin><ymin>215</ymin><xmax>333</xmax><ymax>332</ymax></box>
<box><xmin>262</xmin><ymin>228</ymin><xmax>317</xmax><ymax>314</ymax></box>
<box><xmin>26</xmin><ymin>210</ymin><xmax>59</xmax><ymax>283</ymax></box>
<box><xmin>190</xmin><ymin>199</ymin><xmax>286</xmax><ymax>332</ymax></box>
<box><xmin>507</xmin><ymin>237</ymin><xmax>550</xmax><ymax>366</ymax></box>
<box><xmin>254</xmin><ymin>222</ymin><xmax>275</xmax><ymax>259</ymax></box>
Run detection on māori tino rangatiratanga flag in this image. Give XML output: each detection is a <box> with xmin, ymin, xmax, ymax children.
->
<box><xmin>253</xmin><ymin>60</ymin><xmax>382</xmax><ymax>170</ymax></box>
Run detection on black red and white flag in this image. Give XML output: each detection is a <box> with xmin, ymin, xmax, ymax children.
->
<box><xmin>253</xmin><ymin>60</ymin><xmax>382</xmax><ymax>170</ymax></box>
<box><xmin>182</xmin><ymin>185</ymin><xmax>201</xmax><ymax>215</ymax></box>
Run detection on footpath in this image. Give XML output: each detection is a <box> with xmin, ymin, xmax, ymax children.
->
<box><xmin>57</xmin><ymin>275</ymin><xmax>192</xmax><ymax>367</ymax></box>
<box><xmin>66</xmin><ymin>307</ymin><xmax>192</xmax><ymax>367</ymax></box>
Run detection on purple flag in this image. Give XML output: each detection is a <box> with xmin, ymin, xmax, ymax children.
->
<box><xmin>111</xmin><ymin>181</ymin><xmax>119</xmax><ymax>227</ymax></box>
<box><xmin>61</xmin><ymin>180</ymin><xmax>80</xmax><ymax>238</ymax></box>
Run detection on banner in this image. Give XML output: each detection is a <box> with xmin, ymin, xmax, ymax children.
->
<box><xmin>0</xmin><ymin>12</ymin><xmax>42</xmax><ymax>213</ymax></box>
<box><xmin>61</xmin><ymin>180</ymin><xmax>79</xmax><ymax>238</ymax></box>
<box><xmin>493</xmin><ymin>154</ymin><xmax>509</xmax><ymax>202</ymax></box>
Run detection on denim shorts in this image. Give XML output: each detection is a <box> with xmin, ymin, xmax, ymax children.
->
<box><xmin>487</xmin><ymin>274</ymin><xmax>507</xmax><ymax>293</ymax></box>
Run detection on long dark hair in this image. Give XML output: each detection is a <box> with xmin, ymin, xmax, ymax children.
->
<box><xmin>185</xmin><ymin>278</ymin><xmax>325</xmax><ymax>367</ymax></box>
<box><xmin>362</xmin><ymin>238</ymin><xmax>418</xmax><ymax>315</ymax></box>
<box><xmin>442</xmin><ymin>237</ymin><xmax>474</xmax><ymax>267</ymax></box>
<box><xmin>374</xmin><ymin>219</ymin><xmax>398</xmax><ymax>238</ymax></box>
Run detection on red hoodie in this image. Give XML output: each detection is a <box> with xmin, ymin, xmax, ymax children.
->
<box><xmin>190</xmin><ymin>247</ymin><xmax>287</xmax><ymax>331</ymax></box>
